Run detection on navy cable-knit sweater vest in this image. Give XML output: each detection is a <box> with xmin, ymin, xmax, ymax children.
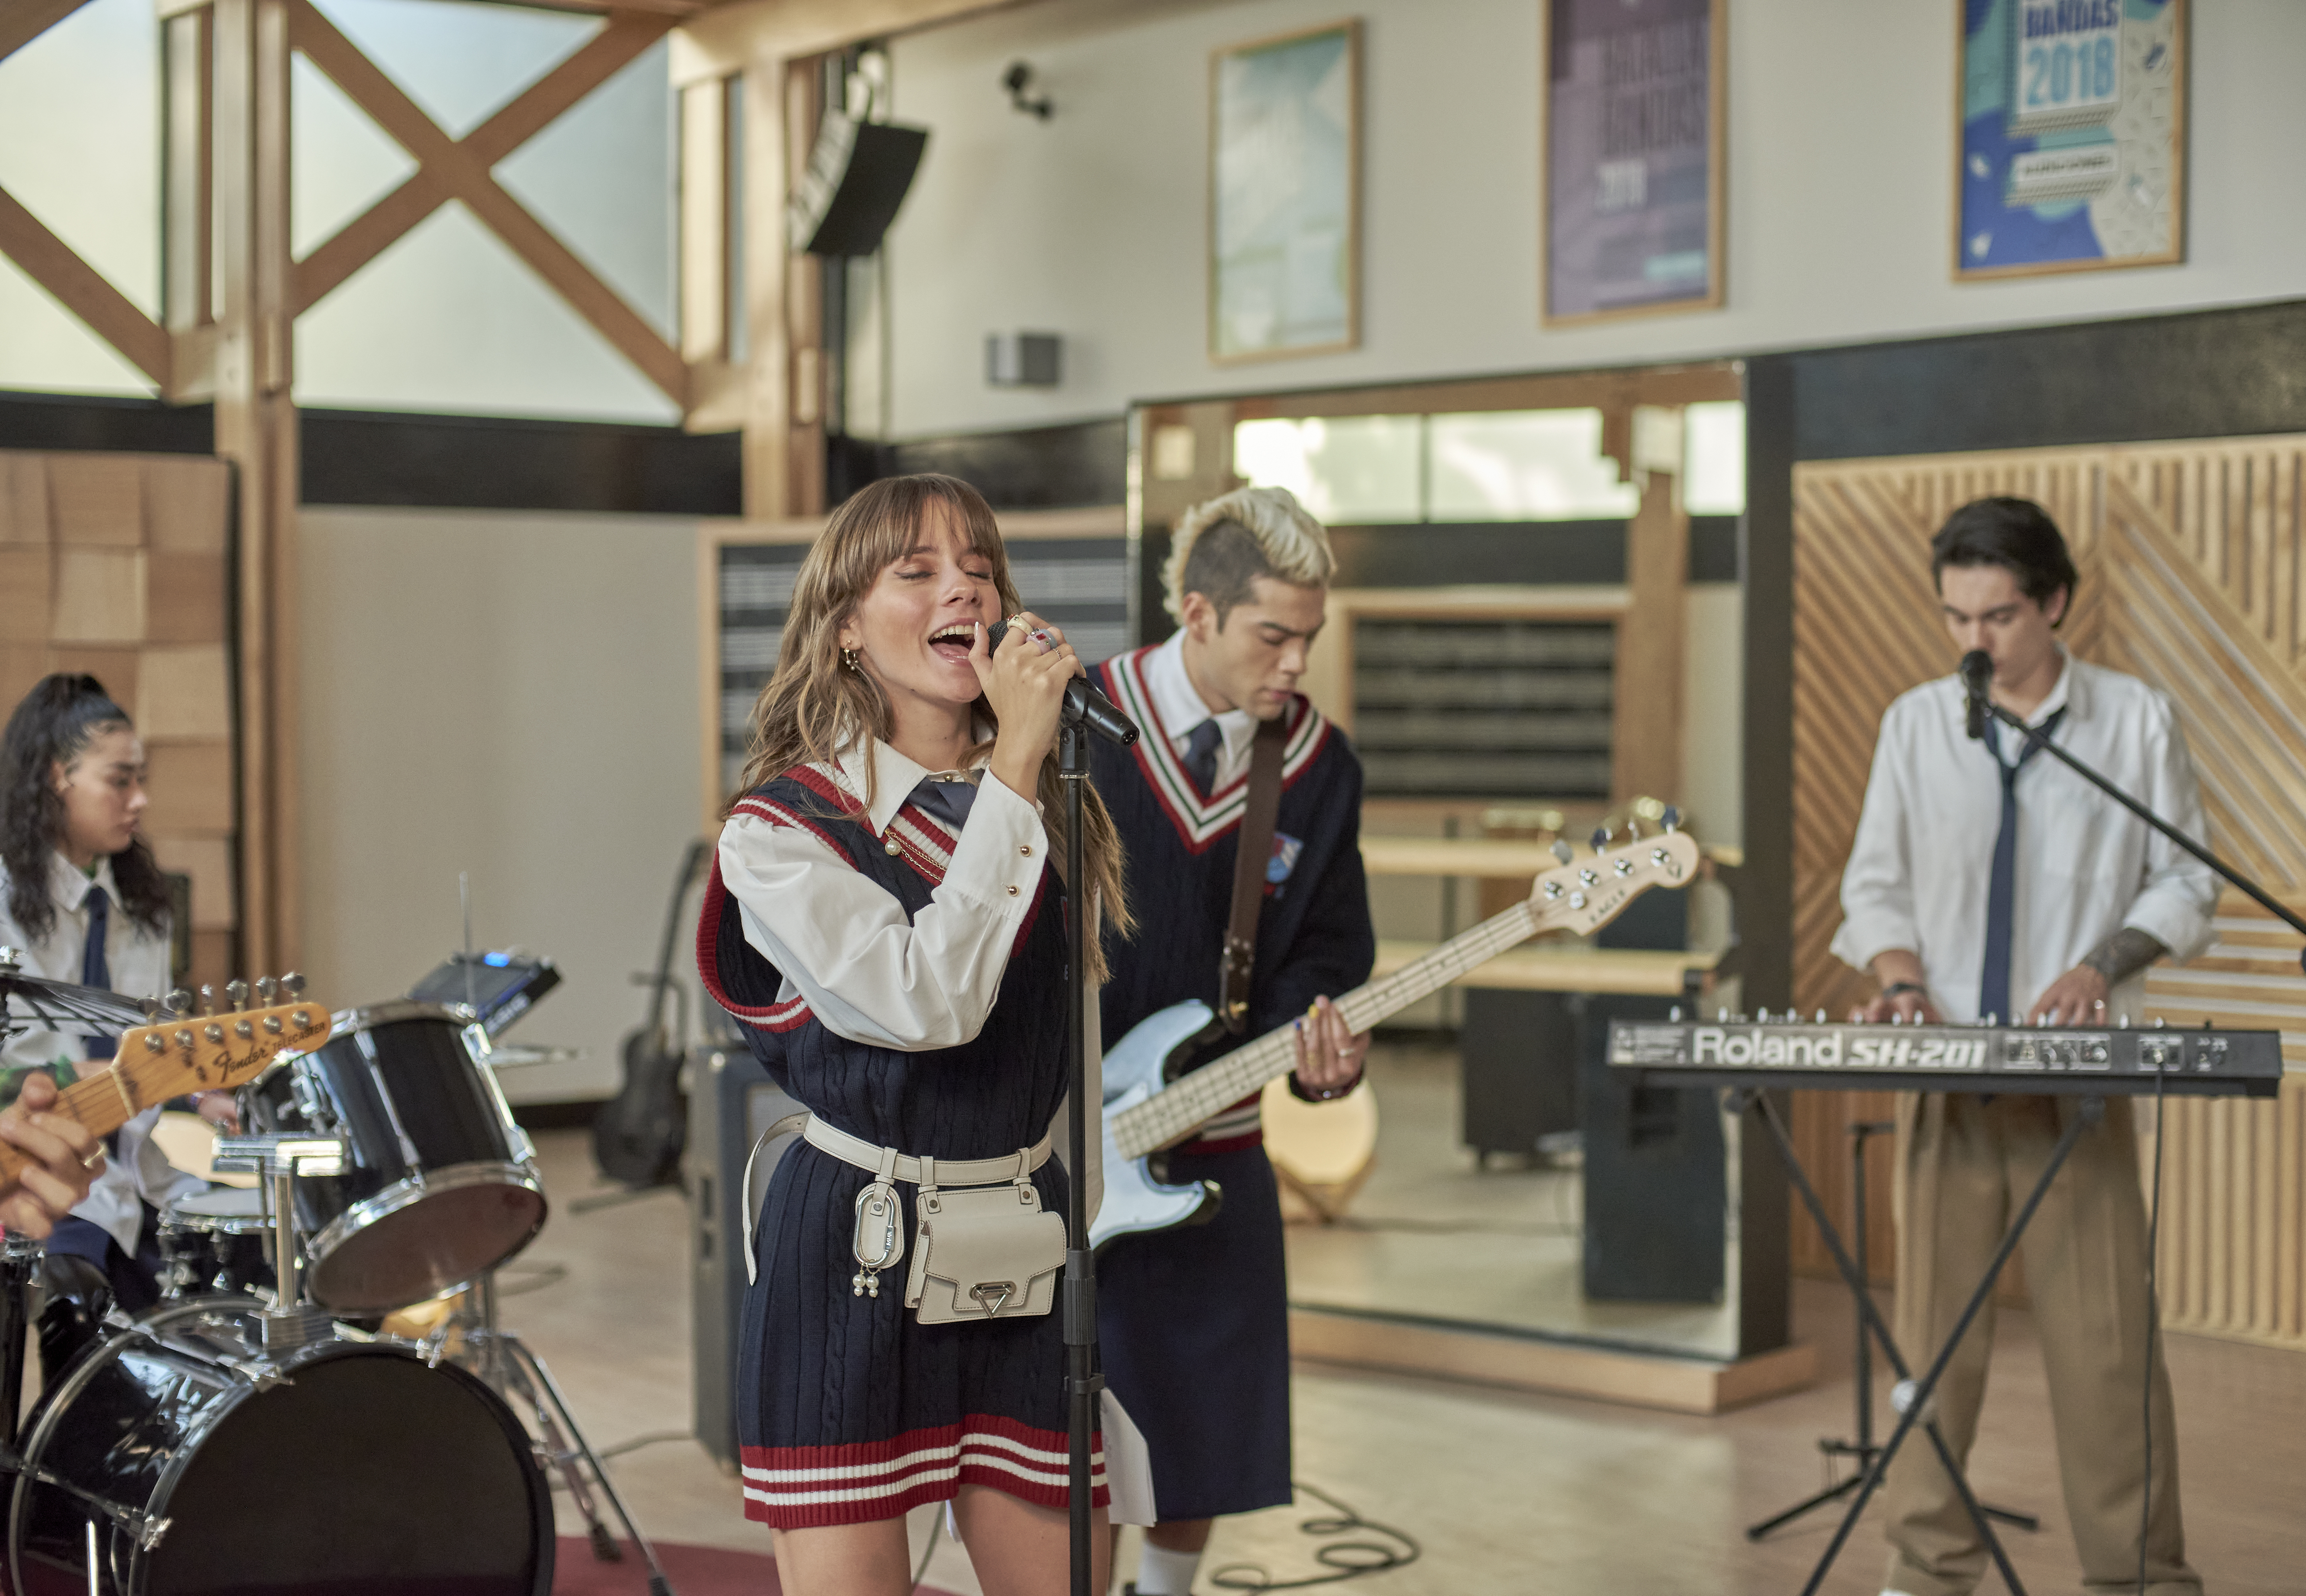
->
<box><xmin>1088</xmin><ymin>646</ymin><xmax>1377</xmax><ymax>1147</ymax></box>
<box><xmin>696</xmin><ymin>763</ymin><xmax>1103</xmax><ymax>1528</ymax></box>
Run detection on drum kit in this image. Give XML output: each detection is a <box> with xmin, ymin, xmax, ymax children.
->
<box><xmin>0</xmin><ymin>961</ymin><xmax>675</xmax><ymax>1596</ymax></box>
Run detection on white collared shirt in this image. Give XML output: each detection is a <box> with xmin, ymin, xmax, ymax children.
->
<box><xmin>1144</xmin><ymin>630</ymin><xmax>1259</xmax><ymax>792</ymax></box>
<box><xmin>717</xmin><ymin>737</ymin><xmax>1051</xmax><ymax>1051</ymax></box>
<box><xmin>0</xmin><ymin>852</ymin><xmax>204</xmax><ymax>1253</ymax></box>
<box><xmin>1831</xmin><ymin>654</ymin><xmax>2218</xmax><ymax>1023</ymax></box>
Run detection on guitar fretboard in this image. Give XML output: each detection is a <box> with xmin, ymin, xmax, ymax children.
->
<box><xmin>1107</xmin><ymin>898</ymin><xmax>1542</xmax><ymax>1159</ymax></box>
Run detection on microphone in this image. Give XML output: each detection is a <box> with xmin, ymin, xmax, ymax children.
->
<box><xmin>1960</xmin><ymin>649</ymin><xmax>1994</xmax><ymax>741</ymax></box>
<box><xmin>985</xmin><ymin>618</ymin><xmax>1139</xmax><ymax>746</ymax></box>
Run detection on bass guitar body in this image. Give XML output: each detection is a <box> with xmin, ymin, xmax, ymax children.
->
<box><xmin>1090</xmin><ymin>999</ymin><xmax>1228</xmax><ymax>1253</ymax></box>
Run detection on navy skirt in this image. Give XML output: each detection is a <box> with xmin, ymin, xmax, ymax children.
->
<box><xmin>1096</xmin><ymin>1142</ymin><xmax>1292</xmax><ymax>1521</ymax></box>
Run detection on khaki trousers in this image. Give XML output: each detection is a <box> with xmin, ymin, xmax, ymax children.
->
<box><xmin>1881</xmin><ymin>1092</ymin><xmax>2198</xmax><ymax>1596</ymax></box>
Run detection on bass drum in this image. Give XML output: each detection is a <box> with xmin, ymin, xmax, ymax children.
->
<box><xmin>8</xmin><ymin>1301</ymin><xmax>552</xmax><ymax>1596</ymax></box>
<box><xmin>246</xmin><ymin>1001</ymin><xmax>547</xmax><ymax>1313</ymax></box>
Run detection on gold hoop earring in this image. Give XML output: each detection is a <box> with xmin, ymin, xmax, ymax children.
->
<box><xmin>841</xmin><ymin>647</ymin><xmax>861</xmax><ymax>674</ymax></box>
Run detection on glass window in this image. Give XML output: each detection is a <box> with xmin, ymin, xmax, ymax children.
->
<box><xmin>1682</xmin><ymin>400</ymin><xmax>1746</xmax><ymax>516</ymax></box>
<box><xmin>1232</xmin><ymin>414</ymin><xmax>1421</xmax><ymax>524</ymax></box>
<box><xmin>1426</xmin><ymin>409</ymin><xmax>1639</xmax><ymax>521</ymax></box>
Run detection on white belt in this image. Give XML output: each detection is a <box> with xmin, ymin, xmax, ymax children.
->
<box><xmin>743</xmin><ymin>1114</ymin><xmax>1054</xmax><ymax>1283</ymax></box>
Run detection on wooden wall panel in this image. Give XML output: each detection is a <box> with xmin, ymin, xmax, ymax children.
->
<box><xmin>1792</xmin><ymin>437</ymin><xmax>2306</xmax><ymax>1352</ymax></box>
<box><xmin>0</xmin><ymin>450</ymin><xmax>237</xmax><ymax>995</ymax></box>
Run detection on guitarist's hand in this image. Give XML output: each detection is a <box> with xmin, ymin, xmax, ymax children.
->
<box><xmin>0</xmin><ymin>1072</ymin><xmax>104</xmax><ymax>1240</ymax></box>
<box><xmin>1291</xmin><ymin>996</ymin><xmax>1368</xmax><ymax>1099</ymax></box>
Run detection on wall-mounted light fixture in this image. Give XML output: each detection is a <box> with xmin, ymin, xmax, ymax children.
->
<box><xmin>1003</xmin><ymin>61</ymin><xmax>1053</xmax><ymax>120</ymax></box>
<box><xmin>987</xmin><ymin>333</ymin><xmax>1061</xmax><ymax>387</ymax></box>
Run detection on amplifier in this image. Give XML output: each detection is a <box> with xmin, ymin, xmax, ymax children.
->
<box><xmin>687</xmin><ymin>1045</ymin><xmax>801</xmax><ymax>1470</ymax></box>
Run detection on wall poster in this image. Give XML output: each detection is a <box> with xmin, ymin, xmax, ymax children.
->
<box><xmin>1542</xmin><ymin>0</ymin><xmax>1725</xmax><ymax>327</ymax></box>
<box><xmin>1209</xmin><ymin>20</ymin><xmax>1360</xmax><ymax>364</ymax></box>
<box><xmin>1955</xmin><ymin>0</ymin><xmax>2186</xmax><ymax>279</ymax></box>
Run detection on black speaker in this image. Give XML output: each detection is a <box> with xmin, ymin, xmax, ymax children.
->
<box><xmin>1460</xmin><ymin>990</ymin><xmax>1578</xmax><ymax>1158</ymax></box>
<box><xmin>786</xmin><ymin>113</ymin><xmax>929</xmax><ymax>258</ymax></box>
<box><xmin>688</xmin><ymin>1044</ymin><xmax>801</xmax><ymax>1469</ymax></box>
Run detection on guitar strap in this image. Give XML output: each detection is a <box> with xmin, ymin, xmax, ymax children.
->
<box><xmin>1217</xmin><ymin>713</ymin><xmax>1290</xmax><ymax>1034</ymax></box>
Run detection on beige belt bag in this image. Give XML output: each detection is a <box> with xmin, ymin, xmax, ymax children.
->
<box><xmin>747</xmin><ymin>1115</ymin><xmax>1063</xmax><ymax>1325</ymax></box>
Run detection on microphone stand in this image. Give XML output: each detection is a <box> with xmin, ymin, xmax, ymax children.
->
<box><xmin>1980</xmin><ymin>699</ymin><xmax>2306</xmax><ymax>974</ymax></box>
<box><xmin>1059</xmin><ymin>717</ymin><xmax>1100</xmax><ymax>1596</ymax></box>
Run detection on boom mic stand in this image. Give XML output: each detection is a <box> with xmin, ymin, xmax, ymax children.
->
<box><xmin>1976</xmin><ymin>697</ymin><xmax>2306</xmax><ymax>965</ymax></box>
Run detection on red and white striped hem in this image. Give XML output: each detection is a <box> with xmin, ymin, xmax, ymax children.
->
<box><xmin>739</xmin><ymin>1415</ymin><xmax>1108</xmax><ymax>1528</ymax></box>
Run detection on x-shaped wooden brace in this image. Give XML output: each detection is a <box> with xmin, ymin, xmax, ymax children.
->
<box><xmin>289</xmin><ymin>0</ymin><xmax>685</xmax><ymax>403</ymax></box>
<box><xmin>0</xmin><ymin>0</ymin><xmax>172</xmax><ymax>384</ymax></box>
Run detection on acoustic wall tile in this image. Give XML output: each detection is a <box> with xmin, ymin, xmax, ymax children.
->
<box><xmin>46</xmin><ymin>647</ymin><xmax>137</xmax><ymax>712</ymax></box>
<box><xmin>0</xmin><ymin>646</ymin><xmax>47</xmax><ymax>707</ymax></box>
<box><xmin>51</xmin><ymin>548</ymin><xmax>147</xmax><ymax>643</ymax></box>
<box><xmin>0</xmin><ymin>454</ymin><xmax>50</xmax><ymax>544</ymax></box>
<box><xmin>142</xmin><ymin>458</ymin><xmax>230</xmax><ymax>554</ymax></box>
<box><xmin>48</xmin><ymin>457</ymin><xmax>145</xmax><ymax>547</ymax></box>
<box><xmin>149</xmin><ymin>834</ymin><xmax>236</xmax><ymax>929</ymax></box>
<box><xmin>0</xmin><ymin>547</ymin><xmax>52</xmax><ymax>635</ymax></box>
<box><xmin>142</xmin><ymin>741</ymin><xmax>235</xmax><ymax>835</ymax></box>
<box><xmin>145</xmin><ymin>554</ymin><xmax>228</xmax><ymax>645</ymax></box>
<box><xmin>136</xmin><ymin>644</ymin><xmax>231</xmax><ymax>741</ymax></box>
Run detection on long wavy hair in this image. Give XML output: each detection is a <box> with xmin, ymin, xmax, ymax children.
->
<box><xmin>733</xmin><ymin>474</ymin><xmax>1133</xmax><ymax>975</ymax></box>
<box><xmin>1</xmin><ymin>674</ymin><xmax>170</xmax><ymax>943</ymax></box>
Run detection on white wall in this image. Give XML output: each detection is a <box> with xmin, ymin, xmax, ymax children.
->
<box><xmin>881</xmin><ymin>0</ymin><xmax>2306</xmax><ymax>438</ymax></box>
<box><xmin>298</xmin><ymin>506</ymin><xmax>703</xmax><ymax>1103</ymax></box>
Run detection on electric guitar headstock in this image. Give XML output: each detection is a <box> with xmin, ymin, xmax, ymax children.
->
<box><xmin>0</xmin><ymin>974</ymin><xmax>330</xmax><ymax>1197</ymax></box>
<box><xmin>1525</xmin><ymin>810</ymin><xmax>1701</xmax><ymax>937</ymax></box>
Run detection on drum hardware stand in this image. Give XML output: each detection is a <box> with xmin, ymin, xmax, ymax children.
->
<box><xmin>426</xmin><ymin>1268</ymin><xmax>675</xmax><ymax>1596</ymax></box>
<box><xmin>1726</xmin><ymin>1087</ymin><xmax>2097</xmax><ymax>1596</ymax></box>
<box><xmin>0</xmin><ymin>1230</ymin><xmax>41</xmax><ymax>1444</ymax></box>
<box><xmin>1744</xmin><ymin>1120</ymin><xmax>2039</xmax><ymax>1543</ymax></box>
<box><xmin>211</xmin><ymin>1133</ymin><xmax>346</xmax><ymax>1354</ymax></box>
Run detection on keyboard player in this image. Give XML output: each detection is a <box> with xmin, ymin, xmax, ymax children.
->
<box><xmin>1832</xmin><ymin>496</ymin><xmax>2217</xmax><ymax>1596</ymax></box>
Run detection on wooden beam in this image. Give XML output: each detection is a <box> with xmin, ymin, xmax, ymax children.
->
<box><xmin>678</xmin><ymin>77</ymin><xmax>728</xmax><ymax>363</ymax></box>
<box><xmin>287</xmin><ymin>0</ymin><xmax>685</xmax><ymax>402</ymax></box>
<box><xmin>162</xmin><ymin>6</ymin><xmax>215</xmax><ymax>382</ymax></box>
<box><xmin>1612</xmin><ymin>465</ymin><xmax>1689</xmax><ymax>806</ymax></box>
<box><xmin>0</xmin><ymin>0</ymin><xmax>94</xmax><ymax>65</ymax></box>
<box><xmin>673</xmin><ymin>0</ymin><xmax>1034</xmax><ymax>83</ymax></box>
<box><xmin>0</xmin><ymin>184</ymin><xmax>170</xmax><ymax>383</ymax></box>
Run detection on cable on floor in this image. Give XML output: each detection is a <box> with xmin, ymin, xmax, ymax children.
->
<box><xmin>1204</xmin><ymin>1480</ymin><xmax>1420</xmax><ymax>1592</ymax></box>
<box><xmin>491</xmin><ymin>1261</ymin><xmax>570</xmax><ymax>1298</ymax></box>
<box><xmin>595</xmin><ymin>1429</ymin><xmax>692</xmax><ymax>1461</ymax></box>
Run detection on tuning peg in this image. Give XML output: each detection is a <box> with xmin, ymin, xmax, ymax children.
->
<box><xmin>166</xmin><ymin>988</ymin><xmax>193</xmax><ymax>1017</ymax></box>
<box><xmin>1625</xmin><ymin>818</ymin><xmax>1641</xmax><ymax>840</ymax></box>
<box><xmin>1590</xmin><ymin>825</ymin><xmax>1611</xmax><ymax>850</ymax></box>
<box><xmin>225</xmin><ymin>979</ymin><xmax>248</xmax><ymax>1011</ymax></box>
<box><xmin>1550</xmin><ymin>840</ymin><xmax>1573</xmax><ymax>865</ymax></box>
<box><xmin>256</xmin><ymin>976</ymin><xmax>278</xmax><ymax>1003</ymax></box>
<box><xmin>199</xmin><ymin>984</ymin><xmax>215</xmax><ymax>1016</ymax></box>
<box><xmin>1662</xmin><ymin>806</ymin><xmax>1681</xmax><ymax>833</ymax></box>
<box><xmin>140</xmin><ymin>996</ymin><xmax>161</xmax><ymax>1022</ymax></box>
<box><xmin>281</xmin><ymin>972</ymin><xmax>305</xmax><ymax>999</ymax></box>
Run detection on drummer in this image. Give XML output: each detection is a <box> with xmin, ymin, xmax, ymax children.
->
<box><xmin>0</xmin><ymin>675</ymin><xmax>233</xmax><ymax>1365</ymax></box>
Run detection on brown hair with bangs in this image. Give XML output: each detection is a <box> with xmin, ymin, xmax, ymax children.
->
<box><xmin>732</xmin><ymin>473</ymin><xmax>1132</xmax><ymax>969</ymax></box>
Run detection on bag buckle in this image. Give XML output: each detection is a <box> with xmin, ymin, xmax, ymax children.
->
<box><xmin>969</xmin><ymin>1281</ymin><xmax>1017</xmax><ymax>1317</ymax></box>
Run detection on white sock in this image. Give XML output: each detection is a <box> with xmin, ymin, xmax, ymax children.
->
<box><xmin>1134</xmin><ymin>1541</ymin><xmax>1202</xmax><ymax>1596</ymax></box>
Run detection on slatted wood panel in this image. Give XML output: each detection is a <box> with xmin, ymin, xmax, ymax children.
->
<box><xmin>1792</xmin><ymin>438</ymin><xmax>2306</xmax><ymax>1349</ymax></box>
<box><xmin>0</xmin><ymin>451</ymin><xmax>237</xmax><ymax>992</ymax></box>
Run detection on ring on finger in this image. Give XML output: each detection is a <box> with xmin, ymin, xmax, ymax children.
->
<box><xmin>80</xmin><ymin>1149</ymin><xmax>104</xmax><ymax>1171</ymax></box>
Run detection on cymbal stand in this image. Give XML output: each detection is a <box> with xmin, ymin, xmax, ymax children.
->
<box><xmin>0</xmin><ymin>1231</ymin><xmax>41</xmax><ymax>1444</ymax></box>
<box><xmin>425</xmin><ymin>1270</ymin><xmax>674</xmax><ymax>1596</ymax></box>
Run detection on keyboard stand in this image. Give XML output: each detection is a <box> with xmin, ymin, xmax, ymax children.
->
<box><xmin>1726</xmin><ymin>1087</ymin><xmax>2102</xmax><ymax>1596</ymax></box>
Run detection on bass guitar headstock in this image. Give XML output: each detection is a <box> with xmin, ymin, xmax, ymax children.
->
<box><xmin>1526</xmin><ymin>810</ymin><xmax>1701</xmax><ymax>938</ymax></box>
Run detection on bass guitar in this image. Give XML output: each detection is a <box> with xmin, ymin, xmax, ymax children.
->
<box><xmin>1090</xmin><ymin>824</ymin><xmax>1701</xmax><ymax>1251</ymax></box>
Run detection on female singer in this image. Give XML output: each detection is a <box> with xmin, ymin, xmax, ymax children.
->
<box><xmin>696</xmin><ymin>475</ymin><xmax>1131</xmax><ymax>1595</ymax></box>
<box><xmin>0</xmin><ymin>674</ymin><xmax>221</xmax><ymax>1358</ymax></box>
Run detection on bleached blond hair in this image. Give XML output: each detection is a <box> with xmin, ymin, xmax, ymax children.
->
<box><xmin>1161</xmin><ymin>485</ymin><xmax>1337</xmax><ymax>624</ymax></box>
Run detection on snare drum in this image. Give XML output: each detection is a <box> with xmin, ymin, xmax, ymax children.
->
<box><xmin>246</xmin><ymin>1001</ymin><xmax>547</xmax><ymax>1313</ymax></box>
<box><xmin>157</xmin><ymin>1187</ymin><xmax>276</xmax><ymax>1302</ymax></box>
<box><xmin>10</xmin><ymin>1300</ymin><xmax>552</xmax><ymax>1595</ymax></box>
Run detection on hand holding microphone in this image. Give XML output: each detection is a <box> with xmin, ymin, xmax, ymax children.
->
<box><xmin>986</xmin><ymin>615</ymin><xmax>1139</xmax><ymax>746</ymax></box>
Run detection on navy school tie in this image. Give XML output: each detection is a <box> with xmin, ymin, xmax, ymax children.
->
<box><xmin>83</xmin><ymin>884</ymin><xmax>116</xmax><ymax>1062</ymax></box>
<box><xmin>906</xmin><ymin>777</ymin><xmax>979</xmax><ymax>833</ymax></box>
<box><xmin>1976</xmin><ymin>708</ymin><xmax>2068</xmax><ymax>1024</ymax></box>
<box><xmin>1182</xmin><ymin>719</ymin><xmax>1223</xmax><ymax>798</ymax></box>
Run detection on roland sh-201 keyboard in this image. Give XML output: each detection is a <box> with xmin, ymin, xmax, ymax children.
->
<box><xmin>1609</xmin><ymin>1015</ymin><xmax>2284</xmax><ymax>1098</ymax></box>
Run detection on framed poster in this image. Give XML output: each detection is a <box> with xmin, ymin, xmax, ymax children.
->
<box><xmin>1541</xmin><ymin>0</ymin><xmax>1726</xmax><ymax>327</ymax></box>
<box><xmin>1955</xmin><ymin>0</ymin><xmax>2186</xmax><ymax>279</ymax></box>
<box><xmin>1209</xmin><ymin>20</ymin><xmax>1360</xmax><ymax>364</ymax></box>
